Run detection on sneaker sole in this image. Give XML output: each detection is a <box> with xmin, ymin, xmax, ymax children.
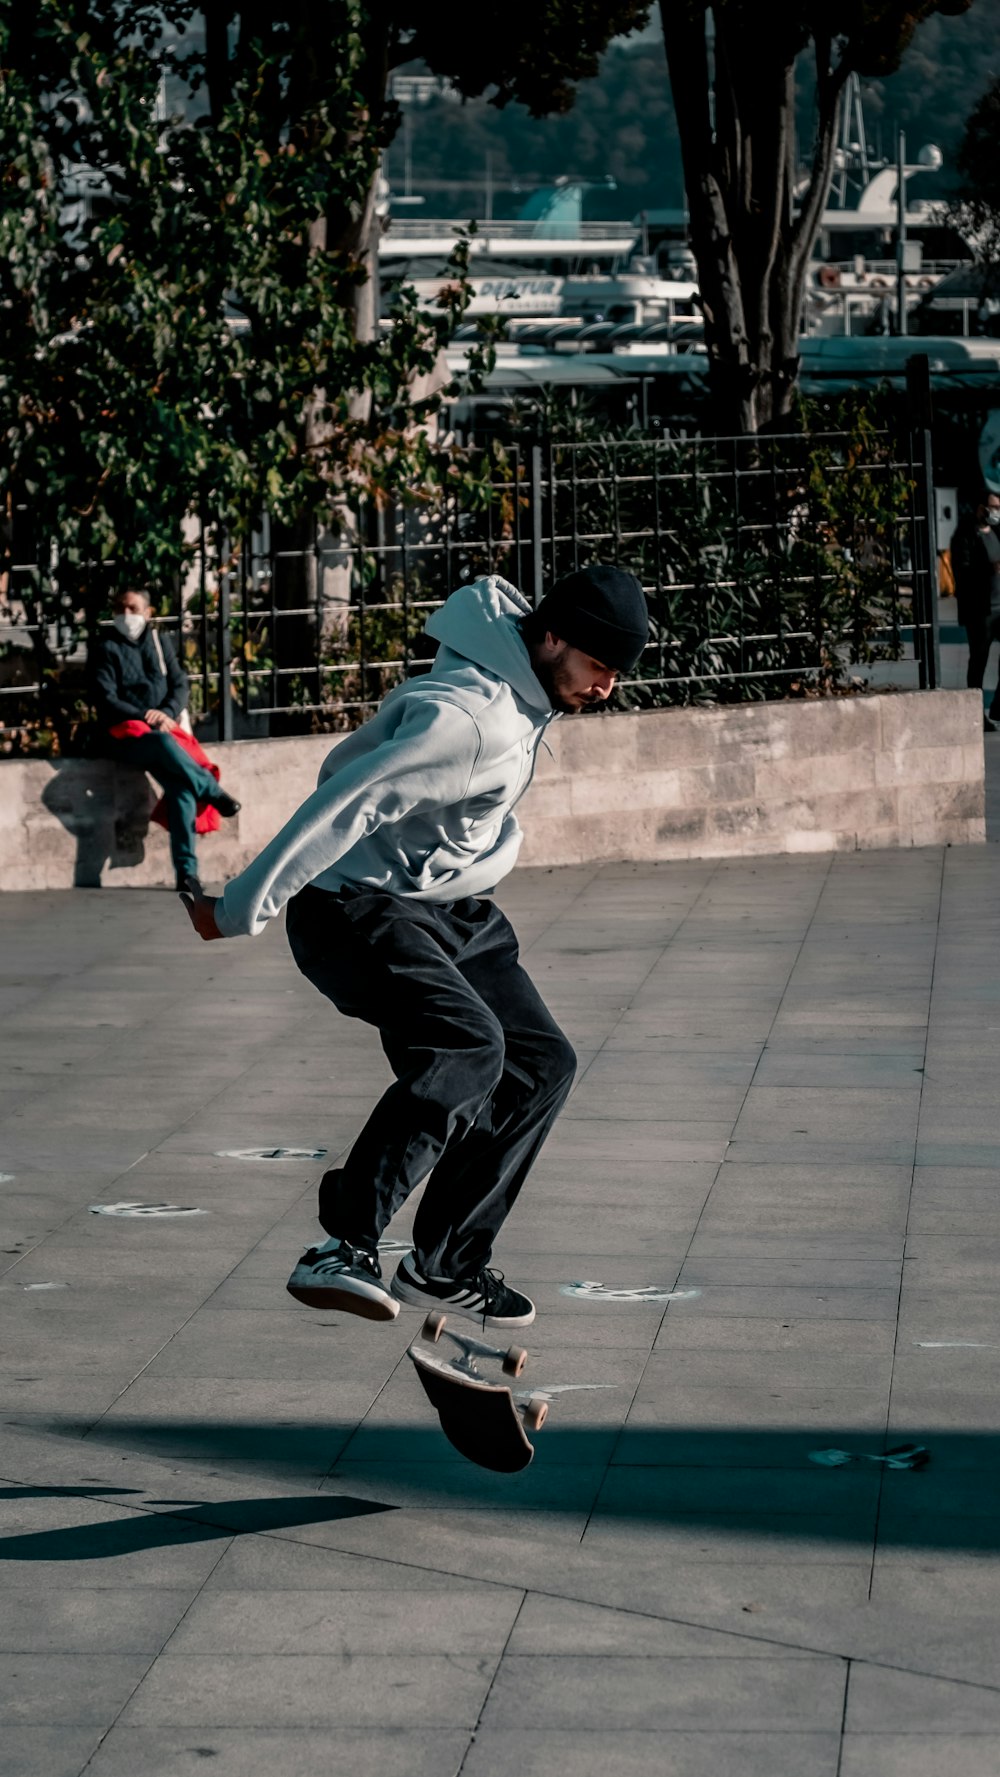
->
<box><xmin>390</xmin><ymin>1275</ymin><xmax>535</xmax><ymax>1327</ymax></box>
<box><xmin>286</xmin><ymin>1282</ymin><xmax>399</xmax><ymax>1321</ymax></box>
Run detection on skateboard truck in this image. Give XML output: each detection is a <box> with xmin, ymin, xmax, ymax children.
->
<box><xmin>419</xmin><ymin>1312</ymin><xmax>549</xmax><ymax>1432</ymax></box>
<box><xmin>408</xmin><ymin>1312</ymin><xmax>550</xmax><ymax>1470</ymax></box>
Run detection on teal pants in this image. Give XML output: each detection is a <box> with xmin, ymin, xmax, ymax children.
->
<box><xmin>106</xmin><ymin>730</ymin><xmax>219</xmax><ymax>881</ymax></box>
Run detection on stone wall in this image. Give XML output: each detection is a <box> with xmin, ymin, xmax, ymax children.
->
<box><xmin>517</xmin><ymin>688</ymin><xmax>986</xmax><ymax>866</ymax></box>
<box><xmin>0</xmin><ymin>688</ymin><xmax>984</xmax><ymax>892</ymax></box>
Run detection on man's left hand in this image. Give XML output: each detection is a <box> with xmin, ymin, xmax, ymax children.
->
<box><xmin>180</xmin><ymin>882</ymin><xmax>224</xmax><ymax>941</ymax></box>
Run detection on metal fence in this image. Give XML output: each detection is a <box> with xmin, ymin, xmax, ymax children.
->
<box><xmin>0</xmin><ymin>421</ymin><xmax>941</xmax><ymax>751</ymax></box>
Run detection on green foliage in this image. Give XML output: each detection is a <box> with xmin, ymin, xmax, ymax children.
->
<box><xmin>401</xmin><ymin>0</ymin><xmax>651</xmax><ymax>115</ymax></box>
<box><xmin>0</xmin><ymin>2</ymin><xmax>485</xmax><ymax>590</ymax></box>
<box><xmin>949</xmin><ymin>73</ymin><xmax>1000</xmax><ymax>272</ymax></box>
<box><xmin>656</xmin><ymin>0</ymin><xmax>977</xmax><ymax>430</ymax></box>
<box><xmin>502</xmin><ymin>389</ymin><xmax>913</xmax><ymax>707</ymax></box>
<box><xmin>1</xmin><ymin>0</ymin><xmax>647</xmax><ymax>745</ymax></box>
<box><xmin>396</xmin><ymin>1</ymin><xmax>1000</xmax><ymax>220</ymax></box>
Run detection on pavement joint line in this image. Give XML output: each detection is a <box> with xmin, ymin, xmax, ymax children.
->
<box><xmin>68</xmin><ymin>1181</ymin><xmax>333</xmax><ymax>1438</ymax></box>
<box><xmin>8</xmin><ymin>1453</ymin><xmax>999</xmax><ymax>1689</ymax></box>
<box><xmin>454</xmin><ymin>1590</ymin><xmax>529</xmax><ymax>1777</ymax></box>
<box><xmin>317</xmin><ymin>1340</ymin><xmax>420</xmax><ymax>1481</ymax></box>
<box><xmin>869</xmin><ymin>845</ymin><xmax>945</xmax><ymax>1605</ymax></box>
<box><xmin>6</xmin><ymin>851</ymin><xmax>1000</xmax><ymax>1751</ymax></box>
<box><xmin>75</xmin><ymin>1529</ymin><xmax>237</xmax><ymax>1777</ymax></box>
<box><xmin>835</xmin><ymin>1658</ymin><xmax>852</xmax><ymax>1777</ymax></box>
<box><xmin>0</xmin><ymin>1142</ymin><xmax>155</xmax><ymax>1278</ymax></box>
<box><xmin>569</xmin><ymin>859</ymin><xmax>731</xmax><ymax>1545</ymax></box>
<box><xmin>584</xmin><ymin>851</ymin><xmax>836</xmax><ymax>1537</ymax></box>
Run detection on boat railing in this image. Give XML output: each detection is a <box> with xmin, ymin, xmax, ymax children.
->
<box><xmin>384</xmin><ymin>218</ymin><xmax>638</xmax><ymax>243</ymax></box>
<box><xmin>814</xmin><ymin>258</ymin><xmax>967</xmax><ymax>282</ymax></box>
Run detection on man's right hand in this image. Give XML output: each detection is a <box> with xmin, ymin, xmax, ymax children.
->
<box><xmin>180</xmin><ymin>882</ymin><xmax>224</xmax><ymax>941</ymax></box>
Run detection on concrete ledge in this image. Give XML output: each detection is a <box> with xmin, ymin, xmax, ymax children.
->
<box><xmin>0</xmin><ymin>689</ymin><xmax>985</xmax><ymax>891</ymax></box>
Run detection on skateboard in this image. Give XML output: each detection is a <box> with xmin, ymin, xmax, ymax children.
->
<box><xmin>407</xmin><ymin>1312</ymin><xmax>549</xmax><ymax>1473</ymax></box>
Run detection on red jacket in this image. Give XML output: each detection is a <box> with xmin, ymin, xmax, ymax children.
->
<box><xmin>107</xmin><ymin>721</ymin><xmax>222</xmax><ymax>835</ymax></box>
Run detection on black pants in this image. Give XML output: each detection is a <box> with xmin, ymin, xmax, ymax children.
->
<box><xmin>965</xmin><ymin>611</ymin><xmax>1000</xmax><ymax>714</ymax></box>
<box><xmin>285</xmin><ymin>884</ymin><xmax>576</xmax><ymax>1280</ymax></box>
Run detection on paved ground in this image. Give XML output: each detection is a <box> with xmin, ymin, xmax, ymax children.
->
<box><xmin>2</xmin><ymin>836</ymin><xmax>1000</xmax><ymax>1777</ymax></box>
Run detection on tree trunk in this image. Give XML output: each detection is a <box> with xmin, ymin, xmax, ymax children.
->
<box><xmin>659</xmin><ymin>1</ymin><xmax>848</xmax><ymax>434</ymax></box>
<box><xmin>198</xmin><ymin>5</ymin><xmax>394</xmax><ymax>729</ymax></box>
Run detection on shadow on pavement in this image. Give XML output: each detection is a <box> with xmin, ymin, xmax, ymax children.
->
<box><xmin>0</xmin><ymin>1489</ymin><xmax>395</xmax><ymax>1561</ymax></box>
<box><xmin>10</xmin><ymin>1422</ymin><xmax>1000</xmax><ymax>1554</ymax></box>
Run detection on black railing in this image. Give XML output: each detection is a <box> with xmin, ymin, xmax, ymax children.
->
<box><xmin>0</xmin><ymin>421</ymin><xmax>940</xmax><ymax>753</ymax></box>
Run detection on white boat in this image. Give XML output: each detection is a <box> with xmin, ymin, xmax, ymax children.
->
<box><xmin>804</xmin><ymin>81</ymin><xmax>975</xmax><ymax>336</ymax></box>
<box><xmin>380</xmin><ymin>179</ymin><xmax>700</xmax><ymax>332</ymax></box>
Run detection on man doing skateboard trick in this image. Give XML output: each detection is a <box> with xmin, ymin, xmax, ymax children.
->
<box><xmin>184</xmin><ymin>566</ymin><xmax>649</xmax><ymax>1330</ymax></box>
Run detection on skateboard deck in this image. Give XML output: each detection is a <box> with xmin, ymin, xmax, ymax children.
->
<box><xmin>407</xmin><ymin>1314</ymin><xmax>548</xmax><ymax>1474</ymax></box>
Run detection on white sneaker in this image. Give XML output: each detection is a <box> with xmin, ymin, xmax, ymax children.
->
<box><xmin>286</xmin><ymin>1236</ymin><xmax>399</xmax><ymax>1321</ymax></box>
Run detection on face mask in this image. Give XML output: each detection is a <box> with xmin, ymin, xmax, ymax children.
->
<box><xmin>987</xmin><ymin>511</ymin><xmax>1000</xmax><ymax>527</ymax></box>
<box><xmin>113</xmin><ymin>611</ymin><xmax>147</xmax><ymax>640</ymax></box>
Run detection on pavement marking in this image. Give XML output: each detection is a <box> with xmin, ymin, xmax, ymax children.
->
<box><xmin>559</xmin><ymin>1280</ymin><xmax>702</xmax><ymax>1302</ymax></box>
<box><xmin>915</xmin><ymin>1339</ymin><xmax>998</xmax><ymax>1349</ymax></box>
<box><xmin>809</xmin><ymin>1443</ymin><xmax>930</xmax><ymax>1470</ymax></box>
<box><xmin>215</xmin><ymin>1146</ymin><xmax>328</xmax><ymax>1161</ymax></box>
<box><xmin>88</xmin><ymin>1201</ymin><xmax>208</xmax><ymax>1217</ymax></box>
<box><xmin>517</xmin><ymin>1383</ymin><xmax>619</xmax><ymax>1400</ymax></box>
<box><xmin>0</xmin><ymin>1281</ymin><xmax>69</xmax><ymax>1291</ymax></box>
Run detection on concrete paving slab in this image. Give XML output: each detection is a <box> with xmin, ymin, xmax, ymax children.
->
<box><xmin>119</xmin><ymin>1650</ymin><xmax>497</xmax><ymax>1728</ymax></box>
<box><xmin>0</xmin><ymin>1587</ymin><xmax>194</xmax><ymax>1653</ymax></box>
<box><xmin>479</xmin><ymin>1651</ymin><xmax>847</xmax><ymax>1731</ymax></box>
<box><xmin>462</xmin><ymin>1731</ymin><xmax>842</xmax><ymax>1777</ymax></box>
<box><xmin>846</xmin><ymin>1666</ymin><xmax>1000</xmax><ymax>1732</ymax></box>
<box><xmin>580</xmin><ymin>1514</ymin><xmax>877</xmax><ymax>1565</ymax></box>
<box><xmin>840</xmin><ymin>1738</ymin><xmax>1000</xmax><ymax>1777</ymax></box>
<box><xmin>1</xmin><ymin>1652</ymin><xmax>154</xmax><ymax>1723</ymax></box>
<box><xmin>653</xmin><ymin>1315</ymin><xmax>897</xmax><ymax>1353</ymax></box>
<box><xmin>84</xmin><ymin>1728</ymin><xmax>472</xmax><ymax>1777</ymax></box>
<box><xmin>5</xmin><ymin>844</ymin><xmax>1000</xmax><ymax>1770</ymax></box>
<box><xmin>0</xmin><ymin>1728</ymin><xmax>105</xmax><ymax>1777</ymax></box>
<box><xmin>199</xmin><ymin>1534</ymin><xmax>460</xmax><ymax>1590</ymax></box>
<box><xmin>504</xmin><ymin>1592</ymin><xmax>819</xmax><ymax>1657</ymax></box>
<box><xmin>656</xmin><ymin>1285</ymin><xmax>903</xmax><ymax>1320</ymax></box>
<box><xmin>167</xmin><ymin>1583</ymin><xmax>522</xmax><ymax>1653</ymax></box>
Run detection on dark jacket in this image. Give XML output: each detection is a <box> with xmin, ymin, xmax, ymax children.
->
<box><xmin>91</xmin><ymin>625</ymin><xmax>188</xmax><ymax>728</ymax></box>
<box><xmin>952</xmin><ymin>519</ymin><xmax>1000</xmax><ymax>628</ymax></box>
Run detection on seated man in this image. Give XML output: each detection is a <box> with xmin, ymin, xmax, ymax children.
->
<box><xmin>91</xmin><ymin>587</ymin><xmax>241</xmax><ymax>891</ymax></box>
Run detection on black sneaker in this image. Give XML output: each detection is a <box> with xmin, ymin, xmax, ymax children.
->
<box><xmin>177</xmin><ymin>871</ymin><xmax>203</xmax><ymax>896</ymax></box>
<box><xmin>287</xmin><ymin>1235</ymin><xmax>399</xmax><ymax>1321</ymax></box>
<box><xmin>215</xmin><ymin>791</ymin><xmax>241</xmax><ymax>818</ymax></box>
<box><xmin>390</xmin><ymin>1252</ymin><xmax>535</xmax><ymax>1327</ymax></box>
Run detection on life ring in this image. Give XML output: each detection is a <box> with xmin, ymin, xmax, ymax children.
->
<box><xmin>818</xmin><ymin>266</ymin><xmax>841</xmax><ymax>289</ymax></box>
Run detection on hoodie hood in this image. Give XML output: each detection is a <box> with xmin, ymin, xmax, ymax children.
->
<box><xmin>424</xmin><ymin>576</ymin><xmax>550</xmax><ymax>715</ymax></box>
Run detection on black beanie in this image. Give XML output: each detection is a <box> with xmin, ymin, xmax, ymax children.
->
<box><xmin>534</xmin><ymin>565</ymin><xmax>649</xmax><ymax>673</ymax></box>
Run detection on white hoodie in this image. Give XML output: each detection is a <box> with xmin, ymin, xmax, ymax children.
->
<box><xmin>215</xmin><ymin>575</ymin><xmax>556</xmax><ymax>938</ymax></box>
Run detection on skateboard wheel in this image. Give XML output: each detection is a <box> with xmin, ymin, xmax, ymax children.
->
<box><xmin>522</xmin><ymin>1396</ymin><xmax>548</xmax><ymax>1432</ymax></box>
<box><xmin>422</xmin><ymin>1311</ymin><xmax>447</xmax><ymax>1344</ymax></box>
<box><xmin>502</xmin><ymin>1346</ymin><xmax>528</xmax><ymax>1378</ymax></box>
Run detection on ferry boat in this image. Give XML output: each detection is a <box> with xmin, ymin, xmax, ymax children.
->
<box><xmin>380</xmin><ymin>177</ymin><xmax>701</xmax><ymax>338</ymax></box>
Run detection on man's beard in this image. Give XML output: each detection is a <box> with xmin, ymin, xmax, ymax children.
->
<box><xmin>534</xmin><ymin>655</ymin><xmax>596</xmax><ymax>713</ymax></box>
